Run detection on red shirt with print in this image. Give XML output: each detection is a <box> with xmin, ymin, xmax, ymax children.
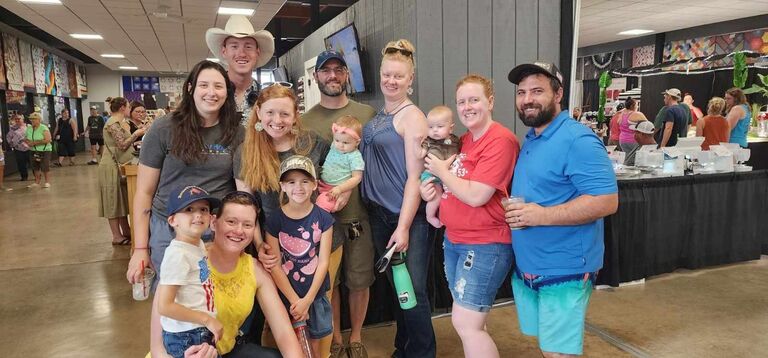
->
<box><xmin>439</xmin><ymin>122</ymin><xmax>520</xmax><ymax>245</ymax></box>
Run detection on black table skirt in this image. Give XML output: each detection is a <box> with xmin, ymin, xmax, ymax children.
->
<box><xmin>599</xmin><ymin>170</ymin><xmax>768</xmax><ymax>287</ymax></box>
<box><xmin>342</xmin><ymin>171</ymin><xmax>768</xmax><ymax>327</ymax></box>
<box><xmin>747</xmin><ymin>141</ymin><xmax>768</xmax><ymax>170</ymax></box>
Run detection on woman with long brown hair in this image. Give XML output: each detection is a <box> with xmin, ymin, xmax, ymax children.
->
<box><xmin>125</xmin><ymin>60</ymin><xmax>243</xmax><ymax>358</ymax></box>
<box><xmin>724</xmin><ymin>87</ymin><xmax>751</xmax><ymax>148</ymax></box>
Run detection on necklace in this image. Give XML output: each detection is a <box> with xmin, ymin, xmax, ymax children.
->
<box><xmin>384</xmin><ymin>97</ymin><xmax>409</xmax><ymax>114</ymax></box>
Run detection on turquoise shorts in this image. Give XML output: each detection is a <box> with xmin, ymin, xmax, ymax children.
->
<box><xmin>511</xmin><ymin>269</ymin><xmax>595</xmax><ymax>355</ymax></box>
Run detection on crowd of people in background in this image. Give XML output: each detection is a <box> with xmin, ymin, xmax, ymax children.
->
<box><xmin>7</xmin><ymin>12</ymin><xmax>759</xmax><ymax>358</ymax></box>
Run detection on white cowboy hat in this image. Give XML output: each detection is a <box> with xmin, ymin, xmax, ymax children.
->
<box><xmin>205</xmin><ymin>15</ymin><xmax>275</xmax><ymax>68</ymax></box>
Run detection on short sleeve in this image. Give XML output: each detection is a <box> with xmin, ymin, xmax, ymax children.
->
<box><xmin>159</xmin><ymin>248</ymin><xmax>192</xmax><ymax>285</ymax></box>
<box><xmin>664</xmin><ymin>108</ymin><xmax>676</xmax><ymax>124</ymax></box>
<box><xmin>265</xmin><ymin>211</ymin><xmax>281</xmax><ymax>238</ymax></box>
<box><xmin>317</xmin><ymin>207</ymin><xmax>335</xmax><ymax>232</ymax></box>
<box><xmin>233</xmin><ymin>145</ymin><xmax>244</xmax><ymax>180</ymax></box>
<box><xmin>348</xmin><ymin>150</ymin><xmax>364</xmax><ymax>171</ymax></box>
<box><xmin>139</xmin><ymin>118</ymin><xmax>168</xmax><ymax>169</ymax></box>
<box><xmin>564</xmin><ymin>133</ymin><xmax>618</xmax><ymax>196</ymax></box>
<box><xmin>468</xmin><ymin>130</ymin><xmax>520</xmax><ymax>193</ymax></box>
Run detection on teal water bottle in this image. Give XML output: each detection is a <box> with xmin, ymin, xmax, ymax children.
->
<box><xmin>391</xmin><ymin>252</ymin><xmax>417</xmax><ymax>310</ymax></box>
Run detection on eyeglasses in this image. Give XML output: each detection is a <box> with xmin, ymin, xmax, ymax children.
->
<box><xmin>316</xmin><ymin>67</ymin><xmax>347</xmax><ymax>76</ymax></box>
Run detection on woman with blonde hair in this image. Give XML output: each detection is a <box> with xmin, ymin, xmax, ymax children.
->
<box><xmin>696</xmin><ymin>97</ymin><xmax>730</xmax><ymax>150</ymax></box>
<box><xmin>359</xmin><ymin>39</ymin><xmax>435</xmax><ymax>358</ymax></box>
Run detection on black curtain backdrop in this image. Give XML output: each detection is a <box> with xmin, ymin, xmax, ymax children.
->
<box><xmin>640</xmin><ymin>68</ymin><xmax>768</xmax><ymax>120</ymax></box>
<box><xmin>582</xmin><ymin>79</ymin><xmax>600</xmax><ymax>111</ymax></box>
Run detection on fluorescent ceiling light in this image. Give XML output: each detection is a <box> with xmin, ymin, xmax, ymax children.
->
<box><xmin>206</xmin><ymin>57</ymin><xmax>220</xmax><ymax>62</ymax></box>
<box><xmin>70</xmin><ymin>33</ymin><xmax>103</xmax><ymax>40</ymax></box>
<box><xmin>119</xmin><ymin>66</ymin><xmax>138</xmax><ymax>70</ymax></box>
<box><xmin>101</xmin><ymin>54</ymin><xmax>125</xmax><ymax>58</ymax></box>
<box><xmin>618</xmin><ymin>29</ymin><xmax>653</xmax><ymax>36</ymax></box>
<box><xmin>218</xmin><ymin>7</ymin><xmax>255</xmax><ymax>16</ymax></box>
<box><xmin>19</xmin><ymin>0</ymin><xmax>62</xmax><ymax>4</ymax></box>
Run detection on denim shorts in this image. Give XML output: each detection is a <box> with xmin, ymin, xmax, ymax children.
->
<box><xmin>443</xmin><ymin>238</ymin><xmax>513</xmax><ymax>312</ymax></box>
<box><xmin>306</xmin><ymin>295</ymin><xmax>333</xmax><ymax>339</ymax></box>
<box><xmin>511</xmin><ymin>269</ymin><xmax>596</xmax><ymax>355</ymax></box>
<box><xmin>162</xmin><ymin>327</ymin><xmax>217</xmax><ymax>358</ymax></box>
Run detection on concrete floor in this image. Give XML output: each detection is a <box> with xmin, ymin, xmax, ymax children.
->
<box><xmin>1</xmin><ymin>163</ymin><xmax>766</xmax><ymax>357</ymax></box>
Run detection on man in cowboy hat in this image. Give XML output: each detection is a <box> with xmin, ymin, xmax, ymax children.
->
<box><xmin>206</xmin><ymin>15</ymin><xmax>275</xmax><ymax>125</ymax></box>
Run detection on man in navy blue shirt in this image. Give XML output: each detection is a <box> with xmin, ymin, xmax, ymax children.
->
<box><xmin>655</xmin><ymin>88</ymin><xmax>688</xmax><ymax>147</ymax></box>
<box><xmin>505</xmin><ymin>62</ymin><xmax>619</xmax><ymax>357</ymax></box>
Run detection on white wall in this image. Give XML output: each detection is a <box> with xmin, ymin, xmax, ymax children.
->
<box><xmin>81</xmin><ymin>64</ymin><xmax>123</xmax><ymax>116</ymax></box>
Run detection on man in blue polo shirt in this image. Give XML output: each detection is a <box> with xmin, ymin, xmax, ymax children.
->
<box><xmin>505</xmin><ymin>62</ymin><xmax>618</xmax><ymax>357</ymax></box>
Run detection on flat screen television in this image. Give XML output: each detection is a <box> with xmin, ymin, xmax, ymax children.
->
<box><xmin>325</xmin><ymin>23</ymin><xmax>367</xmax><ymax>93</ymax></box>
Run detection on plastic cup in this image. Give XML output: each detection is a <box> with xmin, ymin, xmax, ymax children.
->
<box><xmin>502</xmin><ymin>195</ymin><xmax>526</xmax><ymax>230</ymax></box>
<box><xmin>132</xmin><ymin>267</ymin><xmax>155</xmax><ymax>301</ymax></box>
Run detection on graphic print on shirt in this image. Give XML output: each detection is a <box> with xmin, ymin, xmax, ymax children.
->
<box><xmin>206</xmin><ymin>143</ymin><xmax>231</xmax><ymax>156</ymax></box>
<box><xmin>442</xmin><ymin>153</ymin><xmax>467</xmax><ymax>199</ymax></box>
<box><xmin>198</xmin><ymin>257</ymin><xmax>215</xmax><ymax>313</ymax></box>
<box><xmin>279</xmin><ymin>221</ymin><xmax>323</xmax><ymax>283</ymax></box>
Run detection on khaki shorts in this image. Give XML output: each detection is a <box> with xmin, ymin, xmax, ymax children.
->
<box><xmin>332</xmin><ymin>220</ymin><xmax>375</xmax><ymax>290</ymax></box>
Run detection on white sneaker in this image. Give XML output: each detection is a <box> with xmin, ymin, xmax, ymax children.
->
<box><xmin>27</xmin><ymin>183</ymin><xmax>40</xmax><ymax>189</ymax></box>
<box><xmin>1</xmin><ymin>187</ymin><xmax>12</xmax><ymax>192</ymax></box>
<box><xmin>43</xmin><ymin>183</ymin><xmax>51</xmax><ymax>188</ymax></box>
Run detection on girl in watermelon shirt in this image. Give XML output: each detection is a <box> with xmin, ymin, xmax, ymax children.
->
<box><xmin>265</xmin><ymin>155</ymin><xmax>334</xmax><ymax>357</ymax></box>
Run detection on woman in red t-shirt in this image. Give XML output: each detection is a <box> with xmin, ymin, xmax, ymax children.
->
<box><xmin>421</xmin><ymin>74</ymin><xmax>520</xmax><ymax>357</ymax></box>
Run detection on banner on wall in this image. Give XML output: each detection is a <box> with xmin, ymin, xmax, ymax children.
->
<box><xmin>32</xmin><ymin>45</ymin><xmax>46</xmax><ymax>94</ymax></box>
<box><xmin>159</xmin><ymin>76</ymin><xmax>185</xmax><ymax>93</ymax></box>
<box><xmin>0</xmin><ymin>34</ymin><xmax>6</xmax><ymax>90</ymax></box>
<box><xmin>76</xmin><ymin>64</ymin><xmax>87</xmax><ymax>97</ymax></box>
<box><xmin>123</xmin><ymin>76</ymin><xmax>160</xmax><ymax>92</ymax></box>
<box><xmin>18</xmin><ymin>40</ymin><xmax>35</xmax><ymax>91</ymax></box>
<box><xmin>45</xmin><ymin>51</ymin><xmax>56</xmax><ymax>95</ymax></box>
<box><xmin>67</xmin><ymin>61</ymin><xmax>78</xmax><ymax>97</ymax></box>
<box><xmin>56</xmin><ymin>56</ymin><xmax>70</xmax><ymax>97</ymax></box>
<box><xmin>2</xmin><ymin>33</ymin><xmax>24</xmax><ymax>91</ymax></box>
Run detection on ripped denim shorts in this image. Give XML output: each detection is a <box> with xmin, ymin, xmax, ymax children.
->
<box><xmin>443</xmin><ymin>237</ymin><xmax>513</xmax><ymax>312</ymax></box>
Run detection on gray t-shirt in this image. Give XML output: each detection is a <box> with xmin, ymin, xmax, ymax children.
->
<box><xmin>140</xmin><ymin>116</ymin><xmax>245</xmax><ymax>218</ymax></box>
<box><xmin>233</xmin><ymin>131</ymin><xmax>330</xmax><ymax>235</ymax></box>
<box><xmin>302</xmin><ymin>100</ymin><xmax>376</xmax><ymax>223</ymax></box>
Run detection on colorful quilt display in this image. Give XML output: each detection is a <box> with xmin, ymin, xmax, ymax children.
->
<box><xmin>2</xmin><ymin>33</ymin><xmax>24</xmax><ymax>91</ymax></box>
<box><xmin>67</xmin><ymin>61</ymin><xmax>78</xmax><ymax>96</ymax></box>
<box><xmin>76</xmin><ymin>64</ymin><xmax>87</xmax><ymax>97</ymax></box>
<box><xmin>32</xmin><ymin>46</ymin><xmax>47</xmax><ymax>94</ymax></box>
<box><xmin>18</xmin><ymin>40</ymin><xmax>35</xmax><ymax>91</ymax></box>
<box><xmin>0</xmin><ymin>35</ymin><xmax>6</xmax><ymax>90</ymax></box>
<box><xmin>44</xmin><ymin>51</ymin><xmax>56</xmax><ymax>95</ymax></box>
<box><xmin>55</xmin><ymin>56</ymin><xmax>70</xmax><ymax>97</ymax></box>
<box><xmin>632</xmin><ymin>45</ymin><xmax>655</xmax><ymax>67</ymax></box>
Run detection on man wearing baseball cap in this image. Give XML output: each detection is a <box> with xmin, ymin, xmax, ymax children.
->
<box><xmin>295</xmin><ymin>49</ymin><xmax>377</xmax><ymax>358</ymax></box>
<box><xmin>505</xmin><ymin>61</ymin><xmax>618</xmax><ymax>356</ymax></box>
<box><xmin>206</xmin><ymin>15</ymin><xmax>275</xmax><ymax>125</ymax></box>
<box><xmin>655</xmin><ymin>88</ymin><xmax>688</xmax><ymax>147</ymax></box>
<box><xmin>624</xmin><ymin>121</ymin><xmax>656</xmax><ymax>166</ymax></box>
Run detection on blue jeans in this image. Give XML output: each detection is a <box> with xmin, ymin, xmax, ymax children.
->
<box><xmin>163</xmin><ymin>327</ymin><xmax>217</xmax><ymax>358</ymax></box>
<box><xmin>443</xmin><ymin>239</ymin><xmax>513</xmax><ymax>312</ymax></box>
<box><xmin>367</xmin><ymin>201</ymin><xmax>436</xmax><ymax>358</ymax></box>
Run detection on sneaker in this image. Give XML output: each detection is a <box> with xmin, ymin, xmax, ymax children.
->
<box><xmin>0</xmin><ymin>187</ymin><xmax>12</xmax><ymax>192</ymax></box>
<box><xmin>330</xmin><ymin>342</ymin><xmax>346</xmax><ymax>358</ymax></box>
<box><xmin>27</xmin><ymin>183</ymin><xmax>40</xmax><ymax>189</ymax></box>
<box><xmin>87</xmin><ymin>160</ymin><xmax>98</xmax><ymax>165</ymax></box>
<box><xmin>347</xmin><ymin>342</ymin><xmax>368</xmax><ymax>358</ymax></box>
<box><xmin>43</xmin><ymin>183</ymin><xmax>51</xmax><ymax>188</ymax></box>
<box><xmin>53</xmin><ymin>162</ymin><xmax>62</xmax><ymax>167</ymax></box>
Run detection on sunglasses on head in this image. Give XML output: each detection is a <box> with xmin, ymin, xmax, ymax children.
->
<box><xmin>382</xmin><ymin>42</ymin><xmax>413</xmax><ymax>57</ymax></box>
